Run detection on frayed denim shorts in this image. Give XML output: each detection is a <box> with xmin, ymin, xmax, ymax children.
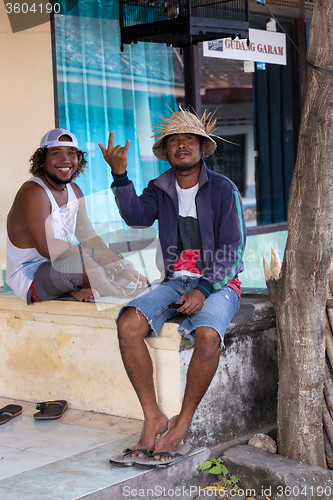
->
<box><xmin>117</xmin><ymin>275</ymin><xmax>240</xmax><ymax>348</ymax></box>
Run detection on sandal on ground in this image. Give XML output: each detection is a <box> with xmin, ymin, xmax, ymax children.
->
<box><xmin>109</xmin><ymin>448</ymin><xmax>153</xmax><ymax>467</ymax></box>
<box><xmin>34</xmin><ymin>400</ymin><xmax>67</xmax><ymax>420</ymax></box>
<box><xmin>135</xmin><ymin>444</ymin><xmax>192</xmax><ymax>469</ymax></box>
<box><xmin>0</xmin><ymin>404</ymin><xmax>22</xmax><ymax>425</ymax></box>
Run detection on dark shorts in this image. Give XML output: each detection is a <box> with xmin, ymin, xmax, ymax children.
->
<box><xmin>27</xmin><ymin>255</ymin><xmax>87</xmax><ymax>304</ymax></box>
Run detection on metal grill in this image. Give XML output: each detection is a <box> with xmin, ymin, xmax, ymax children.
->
<box><xmin>119</xmin><ymin>0</ymin><xmax>249</xmax><ymax>49</ymax></box>
<box><xmin>265</xmin><ymin>0</ymin><xmax>313</xmax><ymax>8</ymax></box>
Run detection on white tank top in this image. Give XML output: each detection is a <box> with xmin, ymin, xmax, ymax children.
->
<box><xmin>6</xmin><ymin>177</ymin><xmax>79</xmax><ymax>301</ymax></box>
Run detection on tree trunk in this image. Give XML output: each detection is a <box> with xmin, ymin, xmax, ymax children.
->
<box><xmin>275</xmin><ymin>0</ymin><xmax>333</xmax><ymax>467</ymax></box>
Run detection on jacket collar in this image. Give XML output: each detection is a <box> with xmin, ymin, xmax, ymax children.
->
<box><xmin>154</xmin><ymin>161</ymin><xmax>209</xmax><ymax>195</ymax></box>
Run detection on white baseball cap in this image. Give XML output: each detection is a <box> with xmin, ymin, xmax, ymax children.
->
<box><xmin>40</xmin><ymin>128</ymin><xmax>79</xmax><ymax>149</ymax></box>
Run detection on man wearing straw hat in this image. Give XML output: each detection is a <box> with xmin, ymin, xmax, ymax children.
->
<box><xmin>100</xmin><ymin>107</ymin><xmax>246</xmax><ymax>467</ymax></box>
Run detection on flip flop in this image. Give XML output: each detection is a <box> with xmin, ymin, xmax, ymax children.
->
<box><xmin>0</xmin><ymin>404</ymin><xmax>22</xmax><ymax>425</ymax></box>
<box><xmin>34</xmin><ymin>400</ymin><xmax>67</xmax><ymax>420</ymax></box>
<box><xmin>135</xmin><ymin>444</ymin><xmax>192</xmax><ymax>469</ymax></box>
<box><xmin>109</xmin><ymin>448</ymin><xmax>153</xmax><ymax>467</ymax></box>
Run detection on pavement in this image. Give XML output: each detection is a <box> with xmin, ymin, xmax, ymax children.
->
<box><xmin>3</xmin><ymin>396</ymin><xmax>329</xmax><ymax>500</ymax></box>
<box><xmin>0</xmin><ymin>397</ymin><xmax>211</xmax><ymax>499</ymax></box>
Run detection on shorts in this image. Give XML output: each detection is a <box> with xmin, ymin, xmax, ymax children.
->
<box><xmin>117</xmin><ymin>275</ymin><xmax>240</xmax><ymax>348</ymax></box>
<box><xmin>27</xmin><ymin>254</ymin><xmax>88</xmax><ymax>304</ymax></box>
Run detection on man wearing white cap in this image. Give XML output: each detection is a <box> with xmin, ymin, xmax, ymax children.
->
<box><xmin>100</xmin><ymin>107</ymin><xmax>247</xmax><ymax>467</ymax></box>
<box><xmin>7</xmin><ymin>129</ymin><xmax>148</xmax><ymax>304</ymax></box>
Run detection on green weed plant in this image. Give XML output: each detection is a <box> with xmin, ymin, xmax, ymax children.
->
<box><xmin>198</xmin><ymin>458</ymin><xmax>241</xmax><ymax>498</ymax></box>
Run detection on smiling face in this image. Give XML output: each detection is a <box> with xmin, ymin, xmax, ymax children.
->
<box><xmin>42</xmin><ymin>135</ymin><xmax>78</xmax><ymax>186</ymax></box>
<box><xmin>163</xmin><ymin>133</ymin><xmax>203</xmax><ymax>172</ymax></box>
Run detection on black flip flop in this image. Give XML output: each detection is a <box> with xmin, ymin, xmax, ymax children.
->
<box><xmin>0</xmin><ymin>404</ymin><xmax>22</xmax><ymax>425</ymax></box>
<box><xmin>109</xmin><ymin>448</ymin><xmax>153</xmax><ymax>467</ymax></box>
<box><xmin>135</xmin><ymin>444</ymin><xmax>192</xmax><ymax>469</ymax></box>
<box><xmin>34</xmin><ymin>400</ymin><xmax>67</xmax><ymax>420</ymax></box>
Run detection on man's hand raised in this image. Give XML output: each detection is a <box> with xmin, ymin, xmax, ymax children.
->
<box><xmin>99</xmin><ymin>131</ymin><xmax>130</xmax><ymax>176</ymax></box>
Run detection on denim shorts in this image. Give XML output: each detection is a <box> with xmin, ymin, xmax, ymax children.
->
<box><xmin>117</xmin><ymin>275</ymin><xmax>240</xmax><ymax>348</ymax></box>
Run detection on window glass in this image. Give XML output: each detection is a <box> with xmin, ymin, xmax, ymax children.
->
<box><xmin>55</xmin><ymin>0</ymin><xmax>178</xmax><ymax>234</ymax></box>
<box><xmin>173</xmin><ymin>25</ymin><xmax>296</xmax><ymax>228</ymax></box>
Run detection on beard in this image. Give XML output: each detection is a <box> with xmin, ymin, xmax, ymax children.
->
<box><xmin>45</xmin><ymin>170</ymin><xmax>76</xmax><ymax>185</ymax></box>
<box><xmin>171</xmin><ymin>159</ymin><xmax>202</xmax><ymax>176</ymax></box>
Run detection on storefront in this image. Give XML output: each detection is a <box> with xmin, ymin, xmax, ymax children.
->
<box><xmin>0</xmin><ymin>0</ymin><xmax>313</xmax><ymax>288</ymax></box>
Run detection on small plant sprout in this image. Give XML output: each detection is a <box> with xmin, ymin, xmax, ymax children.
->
<box><xmin>198</xmin><ymin>458</ymin><xmax>241</xmax><ymax>498</ymax></box>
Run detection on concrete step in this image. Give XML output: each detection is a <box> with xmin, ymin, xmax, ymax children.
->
<box><xmin>0</xmin><ymin>437</ymin><xmax>211</xmax><ymax>500</ymax></box>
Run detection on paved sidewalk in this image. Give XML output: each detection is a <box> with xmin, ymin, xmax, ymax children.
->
<box><xmin>0</xmin><ymin>397</ymin><xmax>210</xmax><ymax>499</ymax></box>
<box><xmin>0</xmin><ymin>397</ymin><xmax>142</xmax><ymax>498</ymax></box>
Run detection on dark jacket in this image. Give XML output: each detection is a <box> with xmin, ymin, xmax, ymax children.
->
<box><xmin>111</xmin><ymin>164</ymin><xmax>246</xmax><ymax>297</ymax></box>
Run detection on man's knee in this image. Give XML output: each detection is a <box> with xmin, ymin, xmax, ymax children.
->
<box><xmin>195</xmin><ymin>326</ymin><xmax>221</xmax><ymax>351</ymax></box>
<box><xmin>117</xmin><ymin>306</ymin><xmax>150</xmax><ymax>341</ymax></box>
<box><xmin>83</xmin><ymin>256</ymin><xmax>102</xmax><ymax>275</ymax></box>
<box><xmin>82</xmin><ymin>256</ymin><xmax>107</xmax><ymax>285</ymax></box>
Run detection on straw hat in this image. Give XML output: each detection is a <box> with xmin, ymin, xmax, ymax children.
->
<box><xmin>152</xmin><ymin>106</ymin><xmax>217</xmax><ymax>161</ymax></box>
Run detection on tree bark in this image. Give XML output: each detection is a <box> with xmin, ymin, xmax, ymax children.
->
<box><xmin>275</xmin><ymin>0</ymin><xmax>333</xmax><ymax>467</ymax></box>
<box><xmin>325</xmin><ymin>315</ymin><xmax>333</xmax><ymax>369</ymax></box>
<box><xmin>323</xmin><ymin>427</ymin><xmax>333</xmax><ymax>469</ymax></box>
<box><xmin>324</xmin><ymin>357</ymin><xmax>333</xmax><ymax>418</ymax></box>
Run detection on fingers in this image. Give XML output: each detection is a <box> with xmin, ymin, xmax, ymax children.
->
<box><xmin>138</xmin><ymin>272</ymin><xmax>150</xmax><ymax>286</ymax></box>
<box><xmin>108</xmin><ymin>130</ymin><xmax>114</xmax><ymax>151</ymax></box>
<box><xmin>98</xmin><ymin>131</ymin><xmax>114</xmax><ymax>157</ymax></box>
<box><xmin>98</xmin><ymin>132</ymin><xmax>129</xmax><ymax>158</ymax></box>
<box><xmin>98</xmin><ymin>143</ymin><xmax>106</xmax><ymax>157</ymax></box>
<box><xmin>121</xmin><ymin>268</ymin><xmax>149</xmax><ymax>288</ymax></box>
<box><xmin>113</xmin><ymin>139</ymin><xmax>130</xmax><ymax>156</ymax></box>
<box><xmin>177</xmin><ymin>294</ymin><xmax>203</xmax><ymax>315</ymax></box>
<box><xmin>107</xmin><ymin>131</ymin><xmax>129</xmax><ymax>156</ymax></box>
<box><xmin>131</xmin><ymin>271</ymin><xmax>149</xmax><ymax>287</ymax></box>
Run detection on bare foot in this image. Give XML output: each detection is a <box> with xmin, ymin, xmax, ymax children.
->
<box><xmin>132</xmin><ymin>412</ymin><xmax>169</xmax><ymax>457</ymax></box>
<box><xmin>70</xmin><ymin>288</ymin><xmax>99</xmax><ymax>302</ymax></box>
<box><xmin>153</xmin><ymin>414</ymin><xmax>190</xmax><ymax>461</ymax></box>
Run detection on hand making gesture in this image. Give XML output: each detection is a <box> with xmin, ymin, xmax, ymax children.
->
<box><xmin>99</xmin><ymin>131</ymin><xmax>130</xmax><ymax>175</ymax></box>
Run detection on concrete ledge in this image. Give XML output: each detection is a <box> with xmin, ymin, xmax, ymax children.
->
<box><xmin>222</xmin><ymin>445</ymin><xmax>333</xmax><ymax>500</ymax></box>
<box><xmin>0</xmin><ymin>291</ymin><xmax>183</xmax><ymax>420</ymax></box>
<box><xmin>0</xmin><ymin>291</ymin><xmax>277</xmax><ymax>442</ymax></box>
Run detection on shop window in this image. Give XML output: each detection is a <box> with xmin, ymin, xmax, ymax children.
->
<box><xmin>172</xmin><ymin>18</ymin><xmax>297</xmax><ymax>229</ymax></box>
<box><xmin>54</xmin><ymin>0</ymin><xmax>178</xmax><ymax>234</ymax></box>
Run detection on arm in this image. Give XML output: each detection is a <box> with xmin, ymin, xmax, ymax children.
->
<box><xmin>72</xmin><ymin>184</ymin><xmax>120</xmax><ymax>267</ymax></box>
<box><xmin>99</xmin><ymin>130</ymin><xmax>129</xmax><ymax>176</ymax></box>
<box><xmin>73</xmin><ymin>184</ymin><xmax>150</xmax><ymax>287</ymax></box>
<box><xmin>73</xmin><ymin>187</ymin><xmax>149</xmax><ymax>285</ymax></box>
<box><xmin>99</xmin><ymin>131</ymin><xmax>159</xmax><ymax>227</ymax></box>
<box><xmin>18</xmin><ymin>182</ymin><xmax>64</xmax><ymax>259</ymax></box>
<box><xmin>19</xmin><ymin>183</ymin><xmax>118</xmax><ymax>269</ymax></box>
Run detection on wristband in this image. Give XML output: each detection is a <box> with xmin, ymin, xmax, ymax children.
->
<box><xmin>114</xmin><ymin>249</ymin><xmax>124</xmax><ymax>260</ymax></box>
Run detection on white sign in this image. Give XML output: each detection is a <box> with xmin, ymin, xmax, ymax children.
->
<box><xmin>203</xmin><ymin>29</ymin><xmax>286</xmax><ymax>66</ymax></box>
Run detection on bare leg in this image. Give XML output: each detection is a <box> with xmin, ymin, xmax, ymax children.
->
<box><xmin>70</xmin><ymin>288</ymin><xmax>100</xmax><ymax>302</ymax></box>
<box><xmin>154</xmin><ymin>326</ymin><xmax>221</xmax><ymax>460</ymax></box>
<box><xmin>117</xmin><ymin>307</ymin><xmax>169</xmax><ymax>455</ymax></box>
